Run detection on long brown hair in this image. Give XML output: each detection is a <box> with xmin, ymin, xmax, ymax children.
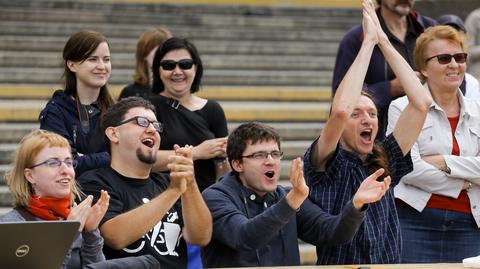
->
<box><xmin>62</xmin><ymin>30</ymin><xmax>114</xmax><ymax>114</ymax></box>
<box><xmin>133</xmin><ymin>27</ymin><xmax>172</xmax><ymax>86</ymax></box>
<box><xmin>361</xmin><ymin>91</ymin><xmax>390</xmax><ymax>177</ymax></box>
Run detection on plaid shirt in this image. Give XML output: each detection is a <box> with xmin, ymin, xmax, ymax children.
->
<box><xmin>304</xmin><ymin>134</ymin><xmax>413</xmax><ymax>264</ymax></box>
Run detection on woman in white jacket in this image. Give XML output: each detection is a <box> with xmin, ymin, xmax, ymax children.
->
<box><xmin>388</xmin><ymin>25</ymin><xmax>480</xmax><ymax>263</ymax></box>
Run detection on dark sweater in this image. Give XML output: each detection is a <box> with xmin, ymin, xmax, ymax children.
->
<box><xmin>39</xmin><ymin>90</ymin><xmax>110</xmax><ymax>175</ymax></box>
<box><xmin>201</xmin><ymin>172</ymin><xmax>365</xmax><ymax>268</ymax></box>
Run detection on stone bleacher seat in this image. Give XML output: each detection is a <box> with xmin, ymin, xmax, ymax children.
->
<box><xmin>0</xmin><ymin>0</ymin><xmax>362</xmax><ymax>264</ymax></box>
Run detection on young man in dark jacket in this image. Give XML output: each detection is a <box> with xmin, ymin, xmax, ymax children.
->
<box><xmin>332</xmin><ymin>0</ymin><xmax>436</xmax><ymax>140</ymax></box>
<box><xmin>201</xmin><ymin>122</ymin><xmax>392</xmax><ymax>267</ymax></box>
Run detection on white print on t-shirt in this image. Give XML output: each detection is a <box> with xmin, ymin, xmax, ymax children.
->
<box><xmin>123</xmin><ymin>198</ymin><xmax>182</xmax><ymax>256</ymax></box>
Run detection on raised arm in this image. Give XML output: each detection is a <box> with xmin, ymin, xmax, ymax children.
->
<box><xmin>364</xmin><ymin>0</ymin><xmax>431</xmax><ymax>155</ymax></box>
<box><xmin>312</xmin><ymin>5</ymin><xmax>379</xmax><ymax>169</ymax></box>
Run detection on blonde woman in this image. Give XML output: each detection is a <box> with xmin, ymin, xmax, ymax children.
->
<box><xmin>1</xmin><ymin>129</ymin><xmax>159</xmax><ymax>269</ymax></box>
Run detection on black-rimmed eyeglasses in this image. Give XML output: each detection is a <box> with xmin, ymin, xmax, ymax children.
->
<box><xmin>426</xmin><ymin>53</ymin><xmax>468</xmax><ymax>64</ymax></box>
<box><xmin>242</xmin><ymin>151</ymin><xmax>283</xmax><ymax>160</ymax></box>
<box><xmin>116</xmin><ymin>116</ymin><xmax>163</xmax><ymax>133</ymax></box>
<box><xmin>159</xmin><ymin>59</ymin><xmax>194</xmax><ymax>71</ymax></box>
<box><xmin>29</xmin><ymin>158</ymin><xmax>77</xmax><ymax>169</ymax></box>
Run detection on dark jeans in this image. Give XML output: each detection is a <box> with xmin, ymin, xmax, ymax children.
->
<box><xmin>397</xmin><ymin>204</ymin><xmax>480</xmax><ymax>263</ymax></box>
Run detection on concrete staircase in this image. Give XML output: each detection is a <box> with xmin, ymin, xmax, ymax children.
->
<box><xmin>0</xmin><ymin>0</ymin><xmax>365</xmax><ymax>264</ymax></box>
<box><xmin>0</xmin><ymin>0</ymin><xmax>363</xmax><ymax>199</ymax></box>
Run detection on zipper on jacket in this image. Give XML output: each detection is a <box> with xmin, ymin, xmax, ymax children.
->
<box><xmin>72</xmin><ymin>125</ymin><xmax>78</xmax><ymax>154</ymax></box>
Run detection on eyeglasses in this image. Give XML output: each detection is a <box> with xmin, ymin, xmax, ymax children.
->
<box><xmin>159</xmin><ymin>59</ymin><xmax>194</xmax><ymax>71</ymax></box>
<box><xmin>425</xmin><ymin>53</ymin><xmax>468</xmax><ymax>64</ymax></box>
<box><xmin>29</xmin><ymin>158</ymin><xmax>77</xmax><ymax>169</ymax></box>
<box><xmin>116</xmin><ymin>116</ymin><xmax>163</xmax><ymax>133</ymax></box>
<box><xmin>242</xmin><ymin>151</ymin><xmax>283</xmax><ymax>160</ymax></box>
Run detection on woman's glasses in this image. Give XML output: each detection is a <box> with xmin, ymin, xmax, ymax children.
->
<box><xmin>29</xmin><ymin>158</ymin><xmax>77</xmax><ymax>169</ymax></box>
<box><xmin>159</xmin><ymin>59</ymin><xmax>194</xmax><ymax>71</ymax></box>
<box><xmin>426</xmin><ymin>53</ymin><xmax>468</xmax><ymax>64</ymax></box>
<box><xmin>116</xmin><ymin>116</ymin><xmax>163</xmax><ymax>133</ymax></box>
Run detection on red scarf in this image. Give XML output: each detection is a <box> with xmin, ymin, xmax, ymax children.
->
<box><xmin>28</xmin><ymin>194</ymin><xmax>71</xmax><ymax>220</ymax></box>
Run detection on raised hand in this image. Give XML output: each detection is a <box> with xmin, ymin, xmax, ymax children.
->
<box><xmin>289</xmin><ymin>157</ymin><xmax>309</xmax><ymax>198</ymax></box>
<box><xmin>68</xmin><ymin>195</ymin><xmax>93</xmax><ymax>231</ymax></box>
<box><xmin>363</xmin><ymin>0</ymin><xmax>388</xmax><ymax>43</ymax></box>
<box><xmin>84</xmin><ymin>190</ymin><xmax>110</xmax><ymax>232</ymax></box>
<box><xmin>352</xmin><ymin>168</ymin><xmax>391</xmax><ymax>210</ymax></box>
<box><xmin>167</xmin><ymin>144</ymin><xmax>195</xmax><ymax>193</ymax></box>
<box><xmin>285</xmin><ymin>157</ymin><xmax>309</xmax><ymax>210</ymax></box>
<box><xmin>192</xmin><ymin>137</ymin><xmax>228</xmax><ymax>160</ymax></box>
<box><xmin>362</xmin><ymin>0</ymin><xmax>379</xmax><ymax>44</ymax></box>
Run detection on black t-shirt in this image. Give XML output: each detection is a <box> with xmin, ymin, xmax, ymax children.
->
<box><xmin>78</xmin><ymin>167</ymin><xmax>187</xmax><ymax>269</ymax></box>
<box><xmin>150</xmin><ymin>97</ymin><xmax>228</xmax><ymax>192</ymax></box>
<box><xmin>118</xmin><ymin>83</ymin><xmax>153</xmax><ymax>100</ymax></box>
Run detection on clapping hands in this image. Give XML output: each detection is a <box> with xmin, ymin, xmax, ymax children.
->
<box><xmin>167</xmin><ymin>144</ymin><xmax>195</xmax><ymax>194</ymax></box>
<box><xmin>68</xmin><ymin>190</ymin><xmax>110</xmax><ymax>232</ymax></box>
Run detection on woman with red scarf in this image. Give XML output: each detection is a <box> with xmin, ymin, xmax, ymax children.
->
<box><xmin>0</xmin><ymin>129</ymin><xmax>160</xmax><ymax>269</ymax></box>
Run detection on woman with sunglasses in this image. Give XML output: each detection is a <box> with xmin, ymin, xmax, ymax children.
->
<box><xmin>39</xmin><ymin>30</ymin><xmax>114</xmax><ymax>176</ymax></box>
<box><xmin>388</xmin><ymin>25</ymin><xmax>480</xmax><ymax>262</ymax></box>
<box><xmin>147</xmin><ymin>37</ymin><xmax>228</xmax><ymax>269</ymax></box>
<box><xmin>303</xmin><ymin>0</ymin><xmax>431</xmax><ymax>264</ymax></box>
<box><xmin>148</xmin><ymin>37</ymin><xmax>229</xmax><ymax>192</ymax></box>
<box><xmin>0</xmin><ymin>129</ymin><xmax>160</xmax><ymax>269</ymax></box>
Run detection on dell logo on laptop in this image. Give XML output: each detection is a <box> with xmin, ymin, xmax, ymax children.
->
<box><xmin>15</xmin><ymin>245</ymin><xmax>30</xmax><ymax>257</ymax></box>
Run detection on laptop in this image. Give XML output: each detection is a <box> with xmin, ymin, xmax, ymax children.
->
<box><xmin>0</xmin><ymin>221</ymin><xmax>80</xmax><ymax>269</ymax></box>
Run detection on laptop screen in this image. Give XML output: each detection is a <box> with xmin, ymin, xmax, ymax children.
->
<box><xmin>0</xmin><ymin>221</ymin><xmax>80</xmax><ymax>269</ymax></box>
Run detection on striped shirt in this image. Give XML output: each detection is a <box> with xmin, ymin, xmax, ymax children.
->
<box><xmin>304</xmin><ymin>134</ymin><xmax>413</xmax><ymax>264</ymax></box>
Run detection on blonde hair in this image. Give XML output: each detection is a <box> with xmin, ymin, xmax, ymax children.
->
<box><xmin>7</xmin><ymin>129</ymin><xmax>80</xmax><ymax>207</ymax></box>
<box><xmin>133</xmin><ymin>27</ymin><xmax>172</xmax><ymax>86</ymax></box>
<box><xmin>414</xmin><ymin>25</ymin><xmax>468</xmax><ymax>73</ymax></box>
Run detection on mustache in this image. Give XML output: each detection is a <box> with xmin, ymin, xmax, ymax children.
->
<box><xmin>395</xmin><ymin>0</ymin><xmax>413</xmax><ymax>6</ymax></box>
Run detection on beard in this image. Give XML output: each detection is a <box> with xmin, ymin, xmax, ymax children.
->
<box><xmin>383</xmin><ymin>0</ymin><xmax>413</xmax><ymax>17</ymax></box>
<box><xmin>136</xmin><ymin>148</ymin><xmax>157</xmax><ymax>164</ymax></box>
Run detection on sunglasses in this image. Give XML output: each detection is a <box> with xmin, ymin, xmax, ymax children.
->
<box><xmin>116</xmin><ymin>116</ymin><xmax>163</xmax><ymax>133</ymax></box>
<box><xmin>425</xmin><ymin>53</ymin><xmax>468</xmax><ymax>64</ymax></box>
<box><xmin>159</xmin><ymin>59</ymin><xmax>194</xmax><ymax>71</ymax></box>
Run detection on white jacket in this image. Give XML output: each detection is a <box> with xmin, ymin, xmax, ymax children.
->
<box><xmin>387</xmin><ymin>84</ymin><xmax>480</xmax><ymax>227</ymax></box>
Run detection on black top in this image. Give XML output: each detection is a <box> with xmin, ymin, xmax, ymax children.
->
<box><xmin>118</xmin><ymin>83</ymin><xmax>153</xmax><ymax>100</ymax></box>
<box><xmin>148</xmin><ymin>95</ymin><xmax>228</xmax><ymax>192</ymax></box>
<box><xmin>78</xmin><ymin>167</ymin><xmax>187</xmax><ymax>269</ymax></box>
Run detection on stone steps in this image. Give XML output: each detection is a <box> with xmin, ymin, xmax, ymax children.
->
<box><xmin>0</xmin><ymin>99</ymin><xmax>330</xmax><ymax>122</ymax></box>
<box><xmin>0</xmin><ymin>85</ymin><xmax>331</xmax><ymax>102</ymax></box>
<box><xmin>0</xmin><ymin>67</ymin><xmax>333</xmax><ymax>87</ymax></box>
<box><xmin>0</xmin><ymin>36</ymin><xmax>340</xmax><ymax>56</ymax></box>
<box><xmin>0</xmin><ymin>51</ymin><xmax>335</xmax><ymax>70</ymax></box>
<box><xmin>0</xmin><ymin>6</ymin><xmax>359</xmax><ymax>29</ymax></box>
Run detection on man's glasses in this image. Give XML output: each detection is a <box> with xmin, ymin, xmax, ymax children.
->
<box><xmin>116</xmin><ymin>116</ymin><xmax>163</xmax><ymax>133</ymax></box>
<box><xmin>242</xmin><ymin>151</ymin><xmax>283</xmax><ymax>160</ymax></box>
<box><xmin>159</xmin><ymin>59</ymin><xmax>194</xmax><ymax>71</ymax></box>
<box><xmin>426</xmin><ymin>53</ymin><xmax>468</xmax><ymax>64</ymax></box>
<box><xmin>29</xmin><ymin>158</ymin><xmax>77</xmax><ymax>169</ymax></box>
